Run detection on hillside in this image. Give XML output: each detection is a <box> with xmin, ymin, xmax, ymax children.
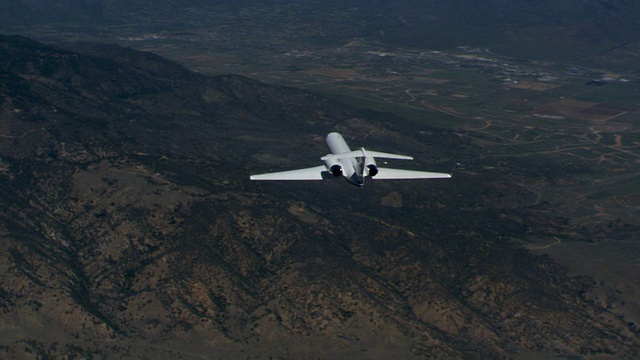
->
<box><xmin>1</xmin><ymin>0</ymin><xmax>637</xmax><ymax>67</ymax></box>
<box><xmin>0</xmin><ymin>35</ymin><xmax>638</xmax><ymax>358</ymax></box>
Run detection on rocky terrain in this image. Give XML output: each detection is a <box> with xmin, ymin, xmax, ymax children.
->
<box><xmin>1</xmin><ymin>35</ymin><xmax>639</xmax><ymax>359</ymax></box>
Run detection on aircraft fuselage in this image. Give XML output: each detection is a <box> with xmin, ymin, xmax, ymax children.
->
<box><xmin>325</xmin><ymin>132</ymin><xmax>367</xmax><ymax>187</ymax></box>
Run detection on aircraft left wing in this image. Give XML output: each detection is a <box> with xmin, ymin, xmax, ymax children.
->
<box><xmin>250</xmin><ymin>165</ymin><xmax>327</xmax><ymax>181</ymax></box>
<box><xmin>373</xmin><ymin>168</ymin><xmax>451</xmax><ymax>180</ymax></box>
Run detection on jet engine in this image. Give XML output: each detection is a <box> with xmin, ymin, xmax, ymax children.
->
<box><xmin>365</xmin><ymin>157</ymin><xmax>378</xmax><ymax>177</ymax></box>
<box><xmin>330</xmin><ymin>165</ymin><xmax>343</xmax><ymax>177</ymax></box>
<box><xmin>324</xmin><ymin>159</ymin><xmax>343</xmax><ymax>177</ymax></box>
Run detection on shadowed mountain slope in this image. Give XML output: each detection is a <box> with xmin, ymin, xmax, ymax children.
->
<box><xmin>0</xmin><ymin>35</ymin><xmax>638</xmax><ymax>358</ymax></box>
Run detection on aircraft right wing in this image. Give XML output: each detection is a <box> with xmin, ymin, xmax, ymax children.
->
<box><xmin>373</xmin><ymin>168</ymin><xmax>451</xmax><ymax>180</ymax></box>
<box><xmin>250</xmin><ymin>165</ymin><xmax>327</xmax><ymax>181</ymax></box>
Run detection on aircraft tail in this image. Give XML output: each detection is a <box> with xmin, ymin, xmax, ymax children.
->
<box><xmin>321</xmin><ymin>148</ymin><xmax>413</xmax><ymax>161</ymax></box>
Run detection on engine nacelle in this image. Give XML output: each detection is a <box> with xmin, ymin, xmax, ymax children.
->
<box><xmin>367</xmin><ymin>164</ymin><xmax>379</xmax><ymax>177</ymax></box>
<box><xmin>365</xmin><ymin>156</ymin><xmax>378</xmax><ymax>177</ymax></box>
<box><xmin>330</xmin><ymin>165</ymin><xmax>343</xmax><ymax>177</ymax></box>
<box><xmin>324</xmin><ymin>159</ymin><xmax>343</xmax><ymax>177</ymax></box>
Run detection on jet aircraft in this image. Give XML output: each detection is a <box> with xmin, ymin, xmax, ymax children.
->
<box><xmin>250</xmin><ymin>132</ymin><xmax>451</xmax><ymax>187</ymax></box>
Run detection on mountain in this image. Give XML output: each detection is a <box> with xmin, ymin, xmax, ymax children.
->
<box><xmin>365</xmin><ymin>0</ymin><xmax>638</xmax><ymax>65</ymax></box>
<box><xmin>1</xmin><ymin>35</ymin><xmax>639</xmax><ymax>358</ymax></box>
<box><xmin>1</xmin><ymin>0</ymin><xmax>637</xmax><ymax>67</ymax></box>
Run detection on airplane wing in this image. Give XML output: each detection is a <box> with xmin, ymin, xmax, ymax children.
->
<box><xmin>373</xmin><ymin>168</ymin><xmax>451</xmax><ymax>180</ymax></box>
<box><xmin>250</xmin><ymin>165</ymin><xmax>327</xmax><ymax>181</ymax></box>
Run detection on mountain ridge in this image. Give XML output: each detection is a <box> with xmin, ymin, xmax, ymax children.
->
<box><xmin>2</xmin><ymin>0</ymin><xmax>637</xmax><ymax>67</ymax></box>
<box><xmin>1</xmin><ymin>34</ymin><xmax>639</xmax><ymax>358</ymax></box>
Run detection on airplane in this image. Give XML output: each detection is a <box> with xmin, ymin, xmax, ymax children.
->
<box><xmin>250</xmin><ymin>132</ymin><xmax>451</xmax><ymax>187</ymax></box>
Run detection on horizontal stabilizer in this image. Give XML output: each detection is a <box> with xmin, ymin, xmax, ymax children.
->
<box><xmin>321</xmin><ymin>149</ymin><xmax>413</xmax><ymax>161</ymax></box>
<box><xmin>373</xmin><ymin>168</ymin><xmax>451</xmax><ymax>180</ymax></box>
<box><xmin>250</xmin><ymin>165</ymin><xmax>327</xmax><ymax>181</ymax></box>
<box><xmin>366</xmin><ymin>150</ymin><xmax>413</xmax><ymax>160</ymax></box>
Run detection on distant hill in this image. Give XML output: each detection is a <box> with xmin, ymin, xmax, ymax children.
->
<box><xmin>361</xmin><ymin>0</ymin><xmax>638</xmax><ymax>65</ymax></box>
<box><xmin>1</xmin><ymin>0</ymin><xmax>637</xmax><ymax>67</ymax></box>
<box><xmin>1</xmin><ymin>34</ymin><xmax>639</xmax><ymax>358</ymax></box>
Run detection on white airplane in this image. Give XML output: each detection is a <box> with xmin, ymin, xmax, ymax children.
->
<box><xmin>250</xmin><ymin>132</ymin><xmax>451</xmax><ymax>187</ymax></box>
